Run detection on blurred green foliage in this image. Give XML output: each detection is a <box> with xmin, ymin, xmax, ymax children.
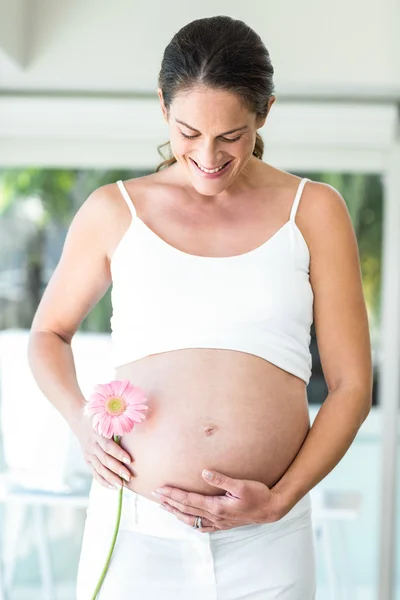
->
<box><xmin>0</xmin><ymin>168</ymin><xmax>151</xmax><ymax>331</ymax></box>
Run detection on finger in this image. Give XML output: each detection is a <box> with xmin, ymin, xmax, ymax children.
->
<box><xmin>97</xmin><ymin>436</ymin><xmax>132</xmax><ymax>466</ymax></box>
<box><xmin>160</xmin><ymin>496</ymin><xmax>224</xmax><ymax>521</ymax></box>
<box><xmin>156</xmin><ymin>487</ymin><xmax>224</xmax><ymax>516</ymax></box>
<box><xmin>202</xmin><ymin>470</ymin><xmax>245</xmax><ymax>498</ymax></box>
<box><xmin>88</xmin><ymin>464</ymin><xmax>117</xmax><ymax>489</ymax></box>
<box><xmin>89</xmin><ymin>455</ymin><xmax>123</xmax><ymax>489</ymax></box>
<box><xmin>161</xmin><ymin>504</ymin><xmax>215</xmax><ymax>529</ymax></box>
<box><xmin>94</xmin><ymin>444</ymin><xmax>132</xmax><ymax>483</ymax></box>
<box><xmin>162</xmin><ymin>504</ymin><xmax>232</xmax><ymax>533</ymax></box>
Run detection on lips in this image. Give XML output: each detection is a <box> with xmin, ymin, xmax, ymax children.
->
<box><xmin>190</xmin><ymin>158</ymin><xmax>231</xmax><ymax>170</ymax></box>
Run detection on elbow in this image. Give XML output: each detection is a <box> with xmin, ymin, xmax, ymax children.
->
<box><xmin>331</xmin><ymin>380</ymin><xmax>373</xmax><ymax>425</ymax></box>
<box><xmin>332</xmin><ymin>372</ymin><xmax>374</xmax><ymax>423</ymax></box>
<box><xmin>356</xmin><ymin>381</ymin><xmax>373</xmax><ymax>423</ymax></box>
<box><xmin>361</xmin><ymin>399</ymin><xmax>372</xmax><ymax>423</ymax></box>
<box><xmin>27</xmin><ymin>328</ymin><xmax>70</xmax><ymax>368</ymax></box>
<box><xmin>362</xmin><ymin>392</ymin><xmax>373</xmax><ymax>421</ymax></box>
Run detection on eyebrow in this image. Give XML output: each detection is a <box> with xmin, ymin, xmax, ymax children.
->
<box><xmin>175</xmin><ymin>119</ymin><xmax>249</xmax><ymax>136</ymax></box>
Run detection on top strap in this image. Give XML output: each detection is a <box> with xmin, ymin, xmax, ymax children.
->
<box><xmin>116</xmin><ymin>180</ymin><xmax>137</xmax><ymax>218</ymax></box>
<box><xmin>289</xmin><ymin>178</ymin><xmax>310</xmax><ymax>222</ymax></box>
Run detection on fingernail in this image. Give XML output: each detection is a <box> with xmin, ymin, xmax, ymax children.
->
<box><xmin>108</xmin><ymin>484</ymin><xmax>115</xmax><ymax>489</ymax></box>
<box><xmin>121</xmin><ymin>473</ymin><xmax>130</xmax><ymax>482</ymax></box>
<box><xmin>122</xmin><ymin>457</ymin><xmax>131</xmax><ymax>464</ymax></box>
<box><xmin>114</xmin><ymin>482</ymin><xmax>122</xmax><ymax>490</ymax></box>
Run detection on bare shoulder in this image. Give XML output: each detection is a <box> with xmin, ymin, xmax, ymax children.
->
<box><xmin>78</xmin><ymin>181</ymin><xmax>125</xmax><ymax>223</ymax></box>
<box><xmin>70</xmin><ymin>183</ymin><xmax>124</xmax><ymax>259</ymax></box>
<box><xmin>263</xmin><ymin>165</ymin><xmax>350</xmax><ymax>226</ymax></box>
<box><xmin>83</xmin><ymin>178</ymin><xmax>151</xmax><ymax>259</ymax></box>
<box><xmin>296</xmin><ymin>179</ymin><xmax>357</xmax><ymax>259</ymax></box>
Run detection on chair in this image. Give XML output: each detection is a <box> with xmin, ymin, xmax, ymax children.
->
<box><xmin>0</xmin><ymin>329</ymin><xmax>113</xmax><ymax>600</ymax></box>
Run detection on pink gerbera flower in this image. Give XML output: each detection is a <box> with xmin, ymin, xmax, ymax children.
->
<box><xmin>84</xmin><ymin>379</ymin><xmax>149</xmax><ymax>438</ymax></box>
<box><xmin>84</xmin><ymin>378</ymin><xmax>149</xmax><ymax>599</ymax></box>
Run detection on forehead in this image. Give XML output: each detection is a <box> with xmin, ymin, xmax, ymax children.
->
<box><xmin>170</xmin><ymin>86</ymin><xmax>252</xmax><ymax>125</ymax></box>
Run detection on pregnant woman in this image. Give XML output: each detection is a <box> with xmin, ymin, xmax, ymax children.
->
<box><xmin>28</xmin><ymin>15</ymin><xmax>372</xmax><ymax>600</ymax></box>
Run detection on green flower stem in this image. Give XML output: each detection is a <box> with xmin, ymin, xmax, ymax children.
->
<box><xmin>90</xmin><ymin>435</ymin><xmax>123</xmax><ymax>600</ymax></box>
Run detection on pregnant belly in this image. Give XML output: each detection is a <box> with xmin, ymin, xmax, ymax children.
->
<box><xmin>115</xmin><ymin>349</ymin><xmax>311</xmax><ymax>502</ymax></box>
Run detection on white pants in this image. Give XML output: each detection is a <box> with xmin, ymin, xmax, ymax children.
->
<box><xmin>76</xmin><ymin>479</ymin><xmax>316</xmax><ymax>599</ymax></box>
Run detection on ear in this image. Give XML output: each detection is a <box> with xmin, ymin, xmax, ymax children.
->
<box><xmin>266</xmin><ymin>95</ymin><xmax>276</xmax><ymax>116</ymax></box>
<box><xmin>157</xmin><ymin>88</ymin><xmax>169</xmax><ymax>124</ymax></box>
<box><xmin>256</xmin><ymin>115</ymin><xmax>267</xmax><ymax>129</ymax></box>
<box><xmin>257</xmin><ymin>96</ymin><xmax>276</xmax><ymax>128</ymax></box>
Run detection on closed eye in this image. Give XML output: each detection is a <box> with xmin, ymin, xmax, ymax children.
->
<box><xmin>180</xmin><ymin>132</ymin><xmax>242</xmax><ymax>143</ymax></box>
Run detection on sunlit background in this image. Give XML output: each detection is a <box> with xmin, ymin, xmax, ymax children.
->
<box><xmin>0</xmin><ymin>1</ymin><xmax>399</xmax><ymax>599</ymax></box>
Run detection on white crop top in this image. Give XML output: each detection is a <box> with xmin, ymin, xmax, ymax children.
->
<box><xmin>110</xmin><ymin>178</ymin><xmax>314</xmax><ymax>384</ymax></box>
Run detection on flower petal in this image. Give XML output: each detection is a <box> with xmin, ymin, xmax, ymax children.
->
<box><xmin>118</xmin><ymin>414</ymin><xmax>136</xmax><ymax>434</ymax></box>
<box><xmin>93</xmin><ymin>383</ymin><xmax>110</xmax><ymax>397</ymax></box>
<box><xmin>127</xmin><ymin>387</ymin><xmax>148</xmax><ymax>403</ymax></box>
<box><xmin>96</xmin><ymin>412</ymin><xmax>114</xmax><ymax>438</ymax></box>
<box><xmin>111</xmin><ymin>417</ymin><xmax>123</xmax><ymax>437</ymax></box>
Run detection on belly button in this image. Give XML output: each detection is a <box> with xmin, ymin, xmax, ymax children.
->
<box><xmin>203</xmin><ymin>426</ymin><xmax>217</xmax><ymax>437</ymax></box>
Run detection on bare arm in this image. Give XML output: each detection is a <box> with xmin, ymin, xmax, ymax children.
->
<box><xmin>271</xmin><ymin>181</ymin><xmax>373</xmax><ymax>515</ymax></box>
<box><xmin>28</xmin><ymin>183</ymin><xmax>133</xmax><ymax>488</ymax></box>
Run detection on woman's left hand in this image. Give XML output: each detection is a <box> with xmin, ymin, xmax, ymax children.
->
<box><xmin>151</xmin><ymin>470</ymin><xmax>286</xmax><ymax>533</ymax></box>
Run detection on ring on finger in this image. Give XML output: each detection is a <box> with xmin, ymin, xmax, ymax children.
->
<box><xmin>193</xmin><ymin>515</ymin><xmax>202</xmax><ymax>529</ymax></box>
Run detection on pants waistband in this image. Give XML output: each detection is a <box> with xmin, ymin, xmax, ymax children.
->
<box><xmin>113</xmin><ymin>483</ymin><xmax>312</xmax><ymax>542</ymax></box>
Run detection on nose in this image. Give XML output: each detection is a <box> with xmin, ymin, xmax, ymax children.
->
<box><xmin>195</xmin><ymin>141</ymin><xmax>226</xmax><ymax>169</ymax></box>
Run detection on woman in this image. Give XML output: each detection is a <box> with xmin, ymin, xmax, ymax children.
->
<box><xmin>28</xmin><ymin>15</ymin><xmax>373</xmax><ymax>600</ymax></box>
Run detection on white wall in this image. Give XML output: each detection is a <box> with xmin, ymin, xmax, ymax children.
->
<box><xmin>0</xmin><ymin>96</ymin><xmax>397</xmax><ymax>168</ymax></box>
<box><xmin>0</xmin><ymin>0</ymin><xmax>29</xmax><ymax>67</ymax></box>
<box><xmin>0</xmin><ymin>0</ymin><xmax>399</xmax><ymax>95</ymax></box>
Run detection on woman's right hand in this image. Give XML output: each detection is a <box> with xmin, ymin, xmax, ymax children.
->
<box><xmin>72</xmin><ymin>411</ymin><xmax>133</xmax><ymax>489</ymax></box>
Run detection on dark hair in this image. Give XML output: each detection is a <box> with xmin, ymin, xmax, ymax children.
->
<box><xmin>155</xmin><ymin>15</ymin><xmax>275</xmax><ymax>172</ymax></box>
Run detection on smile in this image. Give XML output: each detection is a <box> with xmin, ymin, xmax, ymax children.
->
<box><xmin>190</xmin><ymin>158</ymin><xmax>232</xmax><ymax>176</ymax></box>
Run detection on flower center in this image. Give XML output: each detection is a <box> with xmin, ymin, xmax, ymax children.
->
<box><xmin>105</xmin><ymin>396</ymin><xmax>126</xmax><ymax>416</ymax></box>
